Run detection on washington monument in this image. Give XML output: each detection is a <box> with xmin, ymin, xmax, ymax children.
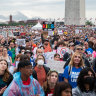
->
<box><xmin>65</xmin><ymin>0</ymin><xmax>85</xmax><ymax>25</ymax></box>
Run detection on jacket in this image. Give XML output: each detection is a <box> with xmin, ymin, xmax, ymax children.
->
<box><xmin>72</xmin><ymin>86</ymin><xmax>96</xmax><ymax>96</ymax></box>
<box><xmin>3</xmin><ymin>72</ymin><xmax>45</xmax><ymax>96</ymax></box>
<box><xmin>32</xmin><ymin>65</ymin><xmax>50</xmax><ymax>80</ymax></box>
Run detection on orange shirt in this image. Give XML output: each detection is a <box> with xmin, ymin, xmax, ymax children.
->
<box><xmin>34</xmin><ymin>66</ymin><xmax>46</xmax><ymax>86</ymax></box>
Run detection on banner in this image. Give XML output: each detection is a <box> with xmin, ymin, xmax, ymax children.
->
<box><xmin>43</xmin><ymin>22</ymin><xmax>54</xmax><ymax>31</ymax></box>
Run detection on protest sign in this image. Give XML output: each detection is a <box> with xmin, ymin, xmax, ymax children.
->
<box><xmin>58</xmin><ymin>30</ymin><xmax>63</xmax><ymax>35</ymax></box>
<box><xmin>43</xmin><ymin>22</ymin><xmax>54</xmax><ymax>31</ymax></box>
<box><xmin>57</xmin><ymin>47</ymin><xmax>69</xmax><ymax>58</ymax></box>
<box><xmin>16</xmin><ymin>39</ymin><xmax>26</xmax><ymax>46</ymax></box>
<box><xmin>64</xmin><ymin>31</ymin><xmax>68</xmax><ymax>35</ymax></box>
<box><xmin>48</xmin><ymin>31</ymin><xmax>54</xmax><ymax>36</ymax></box>
<box><xmin>75</xmin><ymin>29</ymin><xmax>79</xmax><ymax>34</ymax></box>
<box><xmin>44</xmin><ymin>51</ymin><xmax>56</xmax><ymax>60</ymax></box>
<box><xmin>46</xmin><ymin>60</ymin><xmax>65</xmax><ymax>73</ymax></box>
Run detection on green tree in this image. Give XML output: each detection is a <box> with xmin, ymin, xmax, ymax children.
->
<box><xmin>85</xmin><ymin>20</ymin><xmax>93</xmax><ymax>26</ymax></box>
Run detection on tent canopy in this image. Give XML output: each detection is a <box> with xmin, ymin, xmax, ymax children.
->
<box><xmin>32</xmin><ymin>22</ymin><xmax>42</xmax><ymax>30</ymax></box>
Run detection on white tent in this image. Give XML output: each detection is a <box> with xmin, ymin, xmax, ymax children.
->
<box><xmin>32</xmin><ymin>22</ymin><xmax>42</xmax><ymax>30</ymax></box>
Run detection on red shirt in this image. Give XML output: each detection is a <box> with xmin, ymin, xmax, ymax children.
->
<box><xmin>22</xmin><ymin>77</ymin><xmax>30</xmax><ymax>85</ymax></box>
<box><xmin>47</xmin><ymin>89</ymin><xmax>54</xmax><ymax>96</ymax></box>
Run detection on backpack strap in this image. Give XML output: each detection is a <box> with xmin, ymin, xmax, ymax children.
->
<box><xmin>81</xmin><ymin>66</ymin><xmax>85</xmax><ymax>69</ymax></box>
<box><xmin>68</xmin><ymin>65</ymin><xmax>72</xmax><ymax>75</ymax></box>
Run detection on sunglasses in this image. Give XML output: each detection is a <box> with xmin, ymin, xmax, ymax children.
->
<box><xmin>77</xmin><ymin>48</ymin><xmax>83</xmax><ymax>50</ymax></box>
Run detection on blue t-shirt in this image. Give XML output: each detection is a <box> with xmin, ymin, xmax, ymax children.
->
<box><xmin>63</xmin><ymin>66</ymin><xmax>82</xmax><ymax>88</ymax></box>
<box><xmin>85</xmin><ymin>48</ymin><xmax>93</xmax><ymax>54</ymax></box>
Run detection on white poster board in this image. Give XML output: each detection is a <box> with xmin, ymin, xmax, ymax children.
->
<box><xmin>44</xmin><ymin>51</ymin><xmax>56</xmax><ymax>60</ymax></box>
<box><xmin>48</xmin><ymin>31</ymin><xmax>54</xmax><ymax>36</ymax></box>
<box><xmin>46</xmin><ymin>60</ymin><xmax>65</xmax><ymax>73</ymax></box>
<box><xmin>58</xmin><ymin>30</ymin><xmax>63</xmax><ymax>35</ymax></box>
<box><xmin>75</xmin><ymin>29</ymin><xmax>79</xmax><ymax>34</ymax></box>
<box><xmin>16</xmin><ymin>39</ymin><xmax>26</xmax><ymax>46</ymax></box>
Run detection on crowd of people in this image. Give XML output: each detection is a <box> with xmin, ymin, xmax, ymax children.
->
<box><xmin>0</xmin><ymin>25</ymin><xmax>96</xmax><ymax>96</ymax></box>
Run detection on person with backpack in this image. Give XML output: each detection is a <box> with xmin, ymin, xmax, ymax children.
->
<box><xmin>63</xmin><ymin>45</ymin><xmax>91</xmax><ymax>68</ymax></box>
<box><xmin>63</xmin><ymin>52</ymin><xmax>85</xmax><ymax>88</ymax></box>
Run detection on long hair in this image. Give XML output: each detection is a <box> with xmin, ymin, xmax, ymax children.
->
<box><xmin>53</xmin><ymin>81</ymin><xmax>72</xmax><ymax>96</ymax></box>
<box><xmin>69</xmin><ymin>52</ymin><xmax>84</xmax><ymax>67</ymax></box>
<box><xmin>77</xmin><ymin>67</ymin><xmax>95</xmax><ymax>92</ymax></box>
<box><xmin>0</xmin><ymin>59</ymin><xmax>10</xmax><ymax>82</ymax></box>
<box><xmin>43</xmin><ymin>70</ymin><xmax>58</xmax><ymax>96</ymax></box>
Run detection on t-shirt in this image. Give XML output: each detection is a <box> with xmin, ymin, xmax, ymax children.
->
<box><xmin>85</xmin><ymin>48</ymin><xmax>93</xmax><ymax>54</ymax></box>
<box><xmin>22</xmin><ymin>77</ymin><xmax>30</xmax><ymax>85</ymax></box>
<box><xmin>34</xmin><ymin>66</ymin><xmax>46</xmax><ymax>86</ymax></box>
<box><xmin>47</xmin><ymin>89</ymin><xmax>54</xmax><ymax>96</ymax></box>
<box><xmin>63</xmin><ymin>66</ymin><xmax>82</xmax><ymax>88</ymax></box>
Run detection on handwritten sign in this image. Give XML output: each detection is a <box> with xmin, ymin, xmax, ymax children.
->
<box><xmin>46</xmin><ymin>60</ymin><xmax>65</xmax><ymax>73</ymax></box>
<box><xmin>44</xmin><ymin>51</ymin><xmax>56</xmax><ymax>60</ymax></box>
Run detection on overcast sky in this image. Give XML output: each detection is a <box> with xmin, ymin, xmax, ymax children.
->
<box><xmin>0</xmin><ymin>0</ymin><xmax>96</xmax><ymax>20</ymax></box>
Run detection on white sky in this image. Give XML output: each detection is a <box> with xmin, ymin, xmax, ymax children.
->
<box><xmin>0</xmin><ymin>0</ymin><xmax>96</xmax><ymax>20</ymax></box>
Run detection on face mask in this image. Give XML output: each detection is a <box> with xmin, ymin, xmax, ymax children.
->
<box><xmin>37</xmin><ymin>59</ymin><xmax>44</xmax><ymax>66</ymax></box>
<box><xmin>21</xmin><ymin>52</ymin><xmax>24</xmax><ymax>54</ymax></box>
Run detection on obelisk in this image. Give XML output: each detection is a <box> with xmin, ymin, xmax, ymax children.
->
<box><xmin>65</xmin><ymin>0</ymin><xmax>85</xmax><ymax>25</ymax></box>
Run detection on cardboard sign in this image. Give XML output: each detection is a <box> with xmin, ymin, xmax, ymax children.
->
<box><xmin>16</xmin><ymin>39</ymin><xmax>26</xmax><ymax>46</ymax></box>
<box><xmin>57</xmin><ymin>47</ymin><xmax>69</xmax><ymax>58</ymax></box>
<box><xmin>46</xmin><ymin>60</ymin><xmax>65</xmax><ymax>73</ymax></box>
